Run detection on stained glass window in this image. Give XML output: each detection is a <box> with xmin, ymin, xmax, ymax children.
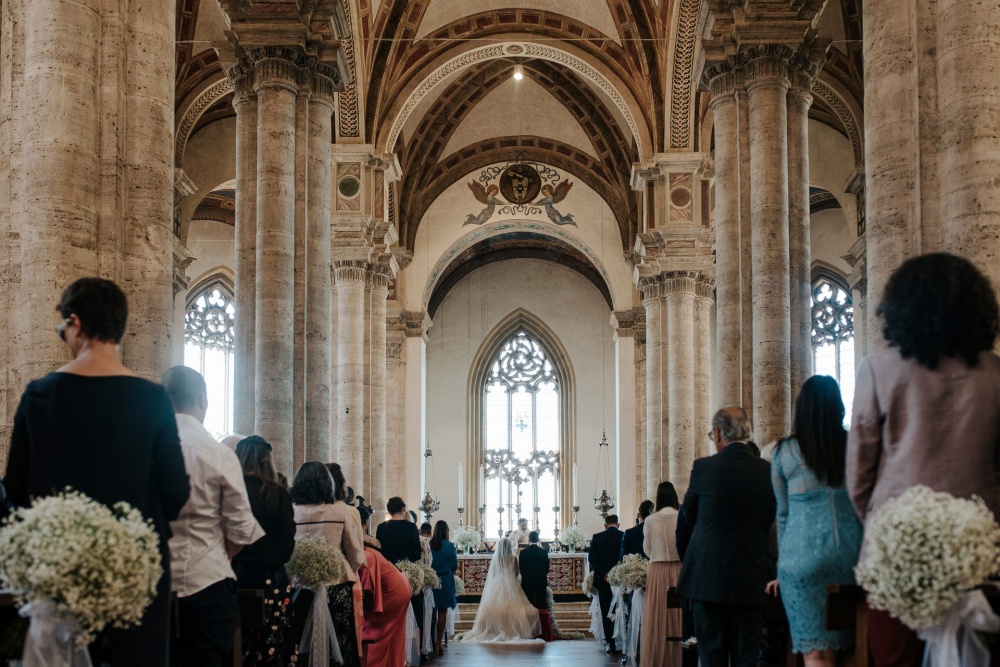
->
<box><xmin>483</xmin><ymin>331</ymin><xmax>560</xmax><ymax>539</ymax></box>
<box><xmin>184</xmin><ymin>283</ymin><xmax>235</xmax><ymax>439</ymax></box>
<box><xmin>811</xmin><ymin>277</ymin><xmax>855</xmax><ymax>425</ymax></box>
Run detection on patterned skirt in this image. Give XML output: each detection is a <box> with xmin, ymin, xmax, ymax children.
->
<box><xmin>232</xmin><ymin>563</ymin><xmax>299</xmax><ymax>667</ymax></box>
<box><xmin>328</xmin><ymin>581</ymin><xmax>360</xmax><ymax>667</ymax></box>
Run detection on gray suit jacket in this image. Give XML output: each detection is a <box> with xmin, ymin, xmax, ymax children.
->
<box><xmin>847</xmin><ymin>348</ymin><xmax>1000</xmax><ymax>523</ymax></box>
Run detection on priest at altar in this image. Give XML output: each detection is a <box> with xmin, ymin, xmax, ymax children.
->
<box><xmin>507</xmin><ymin>518</ymin><xmax>531</xmax><ymax>545</ymax></box>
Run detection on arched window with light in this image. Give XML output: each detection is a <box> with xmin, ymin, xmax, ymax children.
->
<box><xmin>183</xmin><ymin>278</ymin><xmax>235</xmax><ymax>439</ymax></box>
<box><xmin>811</xmin><ymin>273</ymin><xmax>856</xmax><ymax>421</ymax></box>
<box><xmin>482</xmin><ymin>330</ymin><xmax>561</xmax><ymax>540</ymax></box>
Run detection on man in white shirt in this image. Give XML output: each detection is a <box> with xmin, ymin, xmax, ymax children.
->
<box><xmin>162</xmin><ymin>366</ymin><xmax>264</xmax><ymax>667</ymax></box>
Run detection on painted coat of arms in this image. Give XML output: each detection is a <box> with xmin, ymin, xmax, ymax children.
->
<box><xmin>464</xmin><ymin>162</ymin><xmax>575</xmax><ymax>227</ymax></box>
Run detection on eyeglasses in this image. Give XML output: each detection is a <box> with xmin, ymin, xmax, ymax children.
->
<box><xmin>706</xmin><ymin>430</ymin><xmax>715</xmax><ymax>441</ymax></box>
<box><xmin>56</xmin><ymin>317</ymin><xmax>73</xmax><ymax>342</ymax></box>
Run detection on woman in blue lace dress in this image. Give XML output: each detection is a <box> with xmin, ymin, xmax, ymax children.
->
<box><xmin>768</xmin><ymin>375</ymin><xmax>863</xmax><ymax>666</ymax></box>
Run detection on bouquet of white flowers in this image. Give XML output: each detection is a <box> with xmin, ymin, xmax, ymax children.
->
<box><xmin>286</xmin><ymin>535</ymin><xmax>346</xmax><ymax>590</ymax></box>
<box><xmin>418</xmin><ymin>564</ymin><xmax>442</xmax><ymax>591</ymax></box>
<box><xmin>855</xmin><ymin>485</ymin><xmax>1000</xmax><ymax>631</ymax></box>
<box><xmin>454</xmin><ymin>527</ymin><xmax>481</xmax><ymax>553</ymax></box>
<box><xmin>560</xmin><ymin>525</ymin><xmax>586</xmax><ymax>550</ymax></box>
<box><xmin>396</xmin><ymin>560</ymin><xmax>425</xmax><ymax>594</ymax></box>
<box><xmin>454</xmin><ymin>577</ymin><xmax>465</xmax><ymax>596</ymax></box>
<box><xmin>583</xmin><ymin>571</ymin><xmax>597</xmax><ymax>597</ymax></box>
<box><xmin>607</xmin><ymin>554</ymin><xmax>649</xmax><ymax>593</ymax></box>
<box><xmin>0</xmin><ymin>489</ymin><xmax>162</xmax><ymax>659</ymax></box>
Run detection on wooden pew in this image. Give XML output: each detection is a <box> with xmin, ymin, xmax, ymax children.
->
<box><xmin>826</xmin><ymin>584</ymin><xmax>869</xmax><ymax>667</ymax></box>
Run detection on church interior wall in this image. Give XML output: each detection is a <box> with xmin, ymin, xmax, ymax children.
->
<box><xmin>178</xmin><ymin>118</ymin><xmax>237</xmax><ymax>240</ymax></box>
<box><xmin>423</xmin><ymin>258</ymin><xmax>620</xmax><ymax>539</ymax></box>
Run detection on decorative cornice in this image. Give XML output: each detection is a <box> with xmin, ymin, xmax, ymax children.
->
<box><xmin>334</xmin><ymin>260</ymin><xmax>368</xmax><ymax>284</ymax></box>
<box><xmin>402</xmin><ymin>310</ymin><xmax>432</xmax><ymax>339</ymax></box>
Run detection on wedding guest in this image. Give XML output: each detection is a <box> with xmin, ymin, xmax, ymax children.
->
<box><xmin>420</xmin><ymin>522</ymin><xmax>433</xmax><ymax>539</ymax></box>
<box><xmin>163</xmin><ymin>365</ymin><xmax>264</xmax><ymax>667</ymax></box>
<box><xmin>4</xmin><ymin>277</ymin><xmax>190</xmax><ymax>667</ymax></box>
<box><xmin>358</xmin><ymin>507</ymin><xmax>411</xmax><ymax>667</ymax></box>
<box><xmin>291</xmin><ymin>461</ymin><xmax>366</xmax><ymax>667</ymax></box>
<box><xmin>768</xmin><ymin>376</ymin><xmax>863</xmax><ymax>667</ymax></box>
<box><xmin>430</xmin><ymin>520</ymin><xmax>459</xmax><ymax>655</ymax></box>
<box><xmin>375</xmin><ymin>497</ymin><xmax>422</xmax><ymax>565</ymax></box>
<box><xmin>676</xmin><ymin>407</ymin><xmax>776</xmax><ymax>667</ymax></box>
<box><xmin>232</xmin><ymin>435</ymin><xmax>298</xmax><ymax>666</ymax></box>
<box><xmin>643</xmin><ymin>482</ymin><xmax>682</xmax><ymax>667</ymax></box>
<box><xmin>848</xmin><ymin>252</ymin><xmax>1000</xmax><ymax>667</ymax></box>
<box><xmin>622</xmin><ymin>499</ymin><xmax>654</xmax><ymax>559</ymax></box>
<box><xmin>518</xmin><ymin>531</ymin><xmax>549</xmax><ymax>610</ymax></box>
<box><xmin>589</xmin><ymin>514</ymin><xmax>625</xmax><ymax>654</ymax></box>
<box><xmin>220</xmin><ymin>433</ymin><xmax>245</xmax><ymax>450</ymax></box>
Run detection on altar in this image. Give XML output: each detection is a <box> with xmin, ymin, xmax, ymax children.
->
<box><xmin>457</xmin><ymin>552</ymin><xmax>588</xmax><ymax>595</ymax></box>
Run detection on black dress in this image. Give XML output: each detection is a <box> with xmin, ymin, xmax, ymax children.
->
<box><xmin>4</xmin><ymin>373</ymin><xmax>190</xmax><ymax>667</ymax></box>
<box><xmin>232</xmin><ymin>476</ymin><xmax>297</xmax><ymax>666</ymax></box>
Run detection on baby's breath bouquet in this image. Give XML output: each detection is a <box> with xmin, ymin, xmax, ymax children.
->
<box><xmin>0</xmin><ymin>489</ymin><xmax>162</xmax><ymax>653</ymax></box>
<box><xmin>583</xmin><ymin>571</ymin><xmax>597</xmax><ymax>597</ymax></box>
<box><xmin>454</xmin><ymin>527</ymin><xmax>481</xmax><ymax>553</ymax></box>
<box><xmin>607</xmin><ymin>554</ymin><xmax>649</xmax><ymax>593</ymax></box>
<box><xmin>286</xmin><ymin>535</ymin><xmax>346</xmax><ymax>589</ymax></box>
<box><xmin>855</xmin><ymin>485</ymin><xmax>1000</xmax><ymax>631</ymax></box>
<box><xmin>396</xmin><ymin>560</ymin><xmax>425</xmax><ymax>595</ymax></box>
<box><xmin>454</xmin><ymin>576</ymin><xmax>465</xmax><ymax>596</ymax></box>
<box><xmin>418</xmin><ymin>563</ymin><xmax>441</xmax><ymax>591</ymax></box>
<box><xmin>560</xmin><ymin>525</ymin><xmax>586</xmax><ymax>550</ymax></box>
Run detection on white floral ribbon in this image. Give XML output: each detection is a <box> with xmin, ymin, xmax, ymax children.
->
<box><xmin>405</xmin><ymin>602</ymin><xmax>421</xmax><ymax>666</ymax></box>
<box><xmin>19</xmin><ymin>600</ymin><xmax>92</xmax><ymax>667</ymax></box>
<box><xmin>626</xmin><ymin>588</ymin><xmax>645</xmax><ymax>665</ymax></box>
<box><xmin>608</xmin><ymin>585</ymin><xmax>626</xmax><ymax>647</ymax></box>
<box><xmin>588</xmin><ymin>595</ymin><xmax>604</xmax><ymax>640</ymax></box>
<box><xmin>297</xmin><ymin>587</ymin><xmax>343</xmax><ymax>666</ymax></box>
<box><xmin>446</xmin><ymin>607</ymin><xmax>456</xmax><ymax>636</ymax></box>
<box><xmin>422</xmin><ymin>588</ymin><xmax>434</xmax><ymax>654</ymax></box>
<box><xmin>919</xmin><ymin>589</ymin><xmax>999</xmax><ymax>667</ymax></box>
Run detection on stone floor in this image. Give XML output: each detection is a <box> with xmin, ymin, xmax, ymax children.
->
<box><xmin>433</xmin><ymin>639</ymin><xmax>626</xmax><ymax>666</ymax></box>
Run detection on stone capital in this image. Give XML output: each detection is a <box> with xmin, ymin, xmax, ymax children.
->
<box><xmin>741</xmin><ymin>44</ymin><xmax>796</xmax><ymax>90</ymax></box>
<box><xmin>172</xmin><ymin>238</ymin><xmax>196</xmax><ymax>297</ymax></box>
<box><xmin>367</xmin><ymin>264</ymin><xmax>393</xmax><ymax>291</ymax></box>
<box><xmin>334</xmin><ymin>260</ymin><xmax>369</xmax><ymax>284</ymax></box>
<box><xmin>311</xmin><ymin>62</ymin><xmax>341</xmax><ymax>103</ymax></box>
<box><xmin>695</xmin><ymin>274</ymin><xmax>716</xmax><ymax>301</ymax></box>
<box><xmin>248</xmin><ymin>46</ymin><xmax>303</xmax><ymax>93</ymax></box>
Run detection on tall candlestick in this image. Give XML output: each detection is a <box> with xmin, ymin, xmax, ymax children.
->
<box><xmin>572</xmin><ymin>463</ymin><xmax>578</xmax><ymax>507</ymax></box>
<box><xmin>458</xmin><ymin>463</ymin><xmax>464</xmax><ymax>508</ymax></box>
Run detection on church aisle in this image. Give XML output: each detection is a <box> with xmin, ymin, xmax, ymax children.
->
<box><xmin>434</xmin><ymin>639</ymin><xmax>625</xmax><ymax>666</ymax></box>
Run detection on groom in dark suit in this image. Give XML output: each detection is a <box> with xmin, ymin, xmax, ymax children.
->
<box><xmin>589</xmin><ymin>515</ymin><xmax>625</xmax><ymax>653</ymax></box>
<box><xmin>518</xmin><ymin>531</ymin><xmax>549</xmax><ymax>609</ymax></box>
<box><xmin>676</xmin><ymin>406</ymin><xmax>776</xmax><ymax>667</ymax></box>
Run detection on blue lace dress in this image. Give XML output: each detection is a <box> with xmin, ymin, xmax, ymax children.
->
<box><xmin>772</xmin><ymin>438</ymin><xmax>863</xmax><ymax>654</ymax></box>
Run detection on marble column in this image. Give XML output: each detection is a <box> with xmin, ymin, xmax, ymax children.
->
<box><xmin>231</xmin><ymin>66</ymin><xmax>258</xmax><ymax>436</ymax></box>
<box><xmin>305</xmin><ymin>67</ymin><xmax>336</xmax><ymax>463</ymax></box>
<box><xmin>707</xmin><ymin>66</ymin><xmax>741</xmax><ymax>409</ymax></box>
<box><xmin>335</xmin><ymin>260</ymin><xmax>368</xmax><ymax>485</ymax></box>
<box><xmin>665</xmin><ymin>272</ymin><xmax>697</xmax><ymax>497</ymax></box>
<box><xmin>787</xmin><ymin>63</ymin><xmax>814</xmax><ymax>396</ymax></box>
<box><xmin>694</xmin><ymin>278</ymin><xmax>714</xmax><ymax>458</ymax></box>
<box><xmin>252</xmin><ymin>47</ymin><xmax>300</xmax><ymax>474</ymax></box>
<box><xmin>640</xmin><ymin>277</ymin><xmax>665</xmax><ymax>492</ymax></box>
<box><xmin>367</xmin><ymin>266</ymin><xmax>391</xmax><ymax>523</ymax></box>
<box><xmin>746</xmin><ymin>47</ymin><xmax>792</xmax><ymax>446</ymax></box>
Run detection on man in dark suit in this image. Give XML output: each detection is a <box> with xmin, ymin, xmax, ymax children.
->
<box><xmin>676</xmin><ymin>406</ymin><xmax>777</xmax><ymax>667</ymax></box>
<box><xmin>589</xmin><ymin>515</ymin><xmax>625</xmax><ymax>653</ymax></box>
<box><xmin>374</xmin><ymin>496</ymin><xmax>422</xmax><ymax>565</ymax></box>
<box><xmin>621</xmin><ymin>499</ymin><xmax>654</xmax><ymax>559</ymax></box>
<box><xmin>518</xmin><ymin>531</ymin><xmax>550</xmax><ymax>609</ymax></box>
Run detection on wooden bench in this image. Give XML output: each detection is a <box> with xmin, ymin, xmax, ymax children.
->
<box><xmin>826</xmin><ymin>584</ymin><xmax>869</xmax><ymax>667</ymax></box>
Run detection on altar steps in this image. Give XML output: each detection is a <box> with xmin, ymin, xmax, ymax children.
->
<box><xmin>453</xmin><ymin>601</ymin><xmax>594</xmax><ymax>635</ymax></box>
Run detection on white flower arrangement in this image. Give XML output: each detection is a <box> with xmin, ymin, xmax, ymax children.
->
<box><xmin>0</xmin><ymin>489</ymin><xmax>163</xmax><ymax>645</ymax></box>
<box><xmin>454</xmin><ymin>576</ymin><xmax>465</xmax><ymax>596</ymax></box>
<box><xmin>607</xmin><ymin>554</ymin><xmax>649</xmax><ymax>593</ymax></box>
<box><xmin>454</xmin><ymin>527</ymin><xmax>481</xmax><ymax>552</ymax></box>
<box><xmin>560</xmin><ymin>525</ymin><xmax>586</xmax><ymax>549</ymax></box>
<box><xmin>855</xmin><ymin>485</ymin><xmax>1000</xmax><ymax>630</ymax></box>
<box><xmin>583</xmin><ymin>571</ymin><xmax>597</xmax><ymax>597</ymax></box>
<box><xmin>418</xmin><ymin>563</ymin><xmax>442</xmax><ymax>591</ymax></box>
<box><xmin>286</xmin><ymin>535</ymin><xmax>346</xmax><ymax>590</ymax></box>
<box><xmin>546</xmin><ymin>586</ymin><xmax>584</xmax><ymax>639</ymax></box>
<box><xmin>396</xmin><ymin>560</ymin><xmax>425</xmax><ymax>595</ymax></box>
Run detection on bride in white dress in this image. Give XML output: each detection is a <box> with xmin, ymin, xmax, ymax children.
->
<box><xmin>462</xmin><ymin>536</ymin><xmax>543</xmax><ymax>642</ymax></box>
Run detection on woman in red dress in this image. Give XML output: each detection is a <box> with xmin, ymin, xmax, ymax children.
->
<box><xmin>358</xmin><ymin>507</ymin><xmax>412</xmax><ymax>667</ymax></box>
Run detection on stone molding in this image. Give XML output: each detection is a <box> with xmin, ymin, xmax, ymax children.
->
<box><xmin>402</xmin><ymin>310</ymin><xmax>432</xmax><ymax>339</ymax></box>
<box><xmin>334</xmin><ymin>260</ymin><xmax>368</xmax><ymax>284</ymax></box>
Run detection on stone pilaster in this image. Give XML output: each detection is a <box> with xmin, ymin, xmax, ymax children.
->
<box><xmin>639</xmin><ymin>276</ymin><xmax>666</xmax><ymax>495</ymax></box>
<box><xmin>663</xmin><ymin>272</ymin><xmax>698</xmax><ymax>498</ymax></box>
<box><xmin>335</xmin><ymin>260</ymin><xmax>368</xmax><ymax>486</ymax></box>
<box><xmin>694</xmin><ymin>277</ymin><xmax>715</xmax><ymax>458</ymax></box>
<box><xmin>385</xmin><ymin>316</ymin><xmax>407</xmax><ymax>519</ymax></box>
<box><xmin>292</xmin><ymin>69</ymin><xmax>310</xmax><ymax>472</ymax></box>
<box><xmin>633</xmin><ymin>338</ymin><xmax>647</xmax><ymax>501</ymax></box>
<box><xmin>367</xmin><ymin>265</ymin><xmax>391</xmax><ymax>523</ymax></box>
<box><xmin>738</xmin><ymin>85</ymin><xmax>755</xmax><ymax>419</ymax></box>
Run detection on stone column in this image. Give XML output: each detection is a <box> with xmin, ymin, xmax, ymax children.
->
<box><xmin>335</xmin><ymin>260</ymin><xmax>368</xmax><ymax>485</ymax></box>
<box><xmin>305</xmin><ymin>66</ymin><xmax>336</xmax><ymax>463</ymax></box>
<box><xmin>707</xmin><ymin>66</ymin><xmax>741</xmax><ymax>409</ymax></box>
<box><xmin>385</xmin><ymin>328</ymin><xmax>406</xmax><ymax>519</ymax></box>
<box><xmin>664</xmin><ymin>272</ymin><xmax>697</xmax><ymax>497</ymax></box>
<box><xmin>634</xmin><ymin>338</ymin><xmax>647</xmax><ymax>502</ymax></box>
<box><xmin>367</xmin><ymin>265</ymin><xmax>391</xmax><ymax>524</ymax></box>
<box><xmin>292</xmin><ymin>74</ymin><xmax>309</xmax><ymax>471</ymax></box>
<box><xmin>231</xmin><ymin>65</ymin><xmax>258</xmax><ymax>436</ymax></box>
<box><xmin>252</xmin><ymin>47</ymin><xmax>300</xmax><ymax>474</ymax></box>
<box><xmin>694</xmin><ymin>277</ymin><xmax>714</xmax><ymax>458</ymax></box>
<box><xmin>746</xmin><ymin>46</ymin><xmax>792</xmax><ymax>445</ymax></box>
<box><xmin>737</xmin><ymin>86</ymin><xmax>755</xmax><ymax>417</ymax></box>
<box><xmin>640</xmin><ymin>277</ymin><xmax>665</xmax><ymax>492</ymax></box>
<box><xmin>787</xmin><ymin>62</ymin><xmax>814</xmax><ymax>395</ymax></box>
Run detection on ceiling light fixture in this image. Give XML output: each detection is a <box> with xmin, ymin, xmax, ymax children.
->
<box><xmin>513</xmin><ymin>64</ymin><xmax>524</xmax><ymax>80</ymax></box>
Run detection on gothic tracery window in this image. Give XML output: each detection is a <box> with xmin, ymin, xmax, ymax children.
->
<box><xmin>483</xmin><ymin>331</ymin><xmax>561</xmax><ymax>539</ymax></box>
<box><xmin>184</xmin><ymin>282</ymin><xmax>235</xmax><ymax>439</ymax></box>
<box><xmin>811</xmin><ymin>277</ymin><xmax>855</xmax><ymax>423</ymax></box>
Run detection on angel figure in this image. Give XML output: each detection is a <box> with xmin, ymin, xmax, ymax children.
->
<box><xmin>464</xmin><ymin>181</ymin><xmax>502</xmax><ymax>226</ymax></box>
<box><xmin>535</xmin><ymin>181</ymin><xmax>576</xmax><ymax>226</ymax></box>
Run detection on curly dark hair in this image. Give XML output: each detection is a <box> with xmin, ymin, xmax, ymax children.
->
<box><xmin>878</xmin><ymin>253</ymin><xmax>999</xmax><ymax>369</ymax></box>
<box><xmin>290</xmin><ymin>461</ymin><xmax>335</xmax><ymax>505</ymax></box>
<box><xmin>57</xmin><ymin>277</ymin><xmax>129</xmax><ymax>343</ymax></box>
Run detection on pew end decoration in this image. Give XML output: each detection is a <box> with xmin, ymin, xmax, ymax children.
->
<box><xmin>286</xmin><ymin>535</ymin><xmax>347</xmax><ymax>665</ymax></box>
<box><xmin>0</xmin><ymin>489</ymin><xmax>162</xmax><ymax>665</ymax></box>
<box><xmin>607</xmin><ymin>554</ymin><xmax>649</xmax><ymax>593</ymax></box>
<box><xmin>396</xmin><ymin>560</ymin><xmax>425</xmax><ymax>595</ymax></box>
<box><xmin>454</xmin><ymin>576</ymin><xmax>466</xmax><ymax>596</ymax></box>
<box><xmin>418</xmin><ymin>564</ymin><xmax>442</xmax><ymax>591</ymax></box>
<box><xmin>583</xmin><ymin>571</ymin><xmax>597</xmax><ymax>597</ymax></box>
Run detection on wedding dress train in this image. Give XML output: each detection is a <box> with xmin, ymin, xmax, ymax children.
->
<box><xmin>461</xmin><ymin>537</ymin><xmax>543</xmax><ymax>643</ymax></box>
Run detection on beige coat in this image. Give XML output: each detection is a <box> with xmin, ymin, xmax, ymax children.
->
<box><xmin>294</xmin><ymin>502</ymin><xmax>366</xmax><ymax>585</ymax></box>
<box><xmin>847</xmin><ymin>348</ymin><xmax>1000</xmax><ymax>523</ymax></box>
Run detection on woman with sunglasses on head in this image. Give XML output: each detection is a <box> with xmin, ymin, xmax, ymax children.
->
<box><xmin>3</xmin><ymin>277</ymin><xmax>190</xmax><ymax>667</ymax></box>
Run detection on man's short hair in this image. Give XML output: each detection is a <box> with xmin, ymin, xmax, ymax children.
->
<box><xmin>712</xmin><ymin>406</ymin><xmax>753</xmax><ymax>443</ymax></box>
<box><xmin>519</xmin><ymin>518</ymin><xmax>528</xmax><ymax>525</ymax></box>
<box><xmin>605</xmin><ymin>514</ymin><xmax>619</xmax><ymax>525</ymax></box>
<box><xmin>387</xmin><ymin>496</ymin><xmax>405</xmax><ymax>515</ymax></box>
<box><xmin>57</xmin><ymin>277</ymin><xmax>129</xmax><ymax>343</ymax></box>
<box><xmin>528</xmin><ymin>531</ymin><xmax>540</xmax><ymax>543</ymax></box>
<box><xmin>162</xmin><ymin>365</ymin><xmax>206</xmax><ymax>412</ymax></box>
<box><xmin>638</xmin><ymin>500</ymin><xmax>655</xmax><ymax>519</ymax></box>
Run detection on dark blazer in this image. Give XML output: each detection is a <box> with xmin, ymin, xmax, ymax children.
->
<box><xmin>375</xmin><ymin>518</ymin><xmax>422</xmax><ymax>565</ymax></box>
<box><xmin>621</xmin><ymin>522</ymin><xmax>646</xmax><ymax>559</ymax></box>
<box><xmin>518</xmin><ymin>543</ymin><xmax>550</xmax><ymax>607</ymax></box>
<box><xmin>588</xmin><ymin>526</ymin><xmax>625</xmax><ymax>585</ymax></box>
<box><xmin>676</xmin><ymin>442</ymin><xmax>776</xmax><ymax>606</ymax></box>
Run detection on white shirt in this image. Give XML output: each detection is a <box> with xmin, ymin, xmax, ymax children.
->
<box><xmin>169</xmin><ymin>414</ymin><xmax>264</xmax><ymax>597</ymax></box>
<box><xmin>643</xmin><ymin>507</ymin><xmax>681</xmax><ymax>562</ymax></box>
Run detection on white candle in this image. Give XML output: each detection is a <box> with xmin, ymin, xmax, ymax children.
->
<box><xmin>479</xmin><ymin>464</ymin><xmax>486</xmax><ymax>507</ymax></box>
<box><xmin>573</xmin><ymin>463</ymin><xmax>578</xmax><ymax>507</ymax></box>
<box><xmin>458</xmin><ymin>463</ymin><xmax>464</xmax><ymax>508</ymax></box>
